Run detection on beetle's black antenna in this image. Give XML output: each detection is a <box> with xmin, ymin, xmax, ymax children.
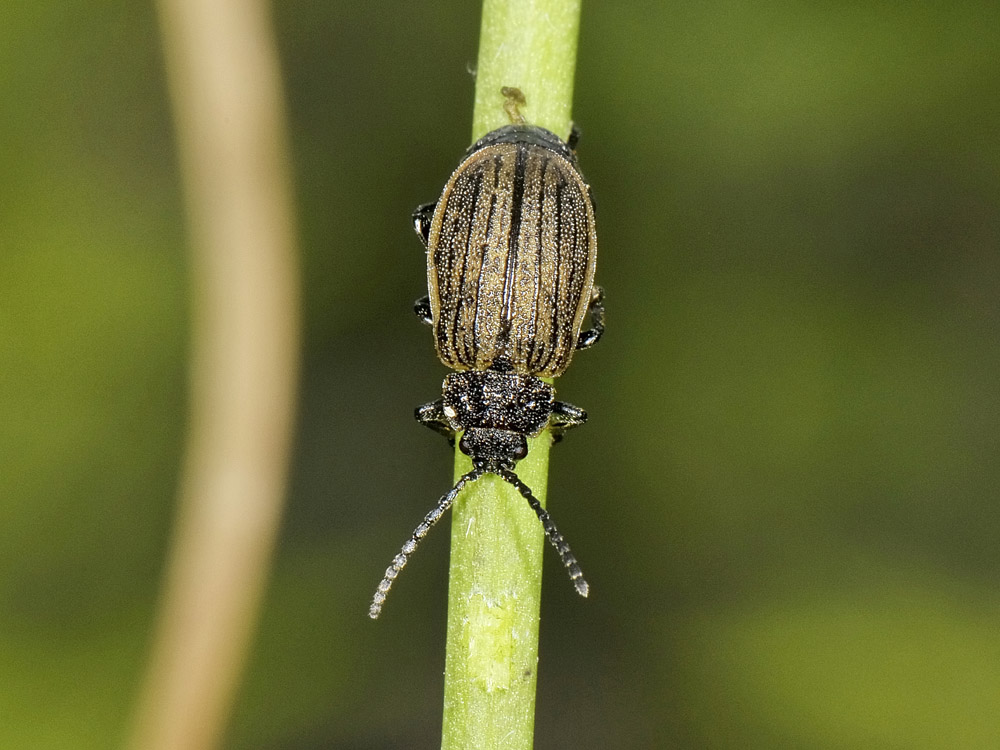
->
<box><xmin>496</xmin><ymin>467</ymin><xmax>590</xmax><ymax>598</ymax></box>
<box><xmin>369</xmin><ymin>467</ymin><xmax>487</xmax><ymax>619</ymax></box>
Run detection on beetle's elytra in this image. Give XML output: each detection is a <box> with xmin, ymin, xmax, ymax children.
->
<box><xmin>426</xmin><ymin>124</ymin><xmax>598</xmax><ymax>377</ymax></box>
<box><xmin>370</xmin><ymin>94</ymin><xmax>604</xmax><ymax>619</ymax></box>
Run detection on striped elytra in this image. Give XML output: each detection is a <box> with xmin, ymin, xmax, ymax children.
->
<box><xmin>426</xmin><ymin>124</ymin><xmax>597</xmax><ymax>378</ymax></box>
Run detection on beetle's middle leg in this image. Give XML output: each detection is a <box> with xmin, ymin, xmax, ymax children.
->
<box><xmin>576</xmin><ymin>285</ymin><xmax>605</xmax><ymax>350</ymax></box>
<box><xmin>415</xmin><ymin>399</ymin><xmax>456</xmax><ymax>446</ymax></box>
<box><xmin>413</xmin><ymin>296</ymin><xmax>433</xmax><ymax>326</ymax></box>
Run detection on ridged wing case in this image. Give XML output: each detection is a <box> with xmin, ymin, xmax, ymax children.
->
<box><xmin>426</xmin><ymin>125</ymin><xmax>598</xmax><ymax>378</ymax></box>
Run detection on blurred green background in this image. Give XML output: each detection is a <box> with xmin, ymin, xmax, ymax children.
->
<box><xmin>2</xmin><ymin>1</ymin><xmax>999</xmax><ymax>748</ymax></box>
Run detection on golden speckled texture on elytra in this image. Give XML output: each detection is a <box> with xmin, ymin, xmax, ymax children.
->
<box><xmin>427</xmin><ymin>136</ymin><xmax>597</xmax><ymax>378</ymax></box>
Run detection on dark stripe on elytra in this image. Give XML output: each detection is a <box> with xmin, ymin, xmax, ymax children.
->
<box><xmin>471</xmin><ymin>154</ymin><xmax>502</xmax><ymax>366</ymax></box>
<box><xmin>500</xmin><ymin>143</ymin><xmax>528</xmax><ymax>347</ymax></box>
<box><xmin>529</xmin><ymin>154</ymin><xmax>547</xmax><ymax>371</ymax></box>
<box><xmin>526</xmin><ymin>149</ymin><xmax>547</xmax><ymax>367</ymax></box>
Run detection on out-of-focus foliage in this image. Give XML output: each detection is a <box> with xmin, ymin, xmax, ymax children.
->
<box><xmin>1</xmin><ymin>1</ymin><xmax>998</xmax><ymax>748</ymax></box>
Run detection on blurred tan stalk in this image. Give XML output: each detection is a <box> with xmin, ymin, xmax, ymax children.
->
<box><xmin>127</xmin><ymin>0</ymin><xmax>300</xmax><ymax>748</ymax></box>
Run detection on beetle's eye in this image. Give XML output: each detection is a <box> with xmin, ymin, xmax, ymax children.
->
<box><xmin>513</xmin><ymin>441</ymin><xmax>528</xmax><ymax>461</ymax></box>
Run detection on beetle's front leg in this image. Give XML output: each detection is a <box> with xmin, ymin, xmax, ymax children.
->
<box><xmin>548</xmin><ymin>400</ymin><xmax>588</xmax><ymax>444</ymax></box>
<box><xmin>415</xmin><ymin>398</ymin><xmax>456</xmax><ymax>446</ymax></box>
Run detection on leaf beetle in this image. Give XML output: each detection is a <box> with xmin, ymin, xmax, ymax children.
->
<box><xmin>370</xmin><ymin>89</ymin><xmax>604</xmax><ymax>619</ymax></box>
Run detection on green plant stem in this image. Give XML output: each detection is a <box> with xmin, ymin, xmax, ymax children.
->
<box><xmin>441</xmin><ymin>2</ymin><xmax>581</xmax><ymax>749</ymax></box>
<box><xmin>471</xmin><ymin>0</ymin><xmax>581</xmax><ymax>140</ymax></box>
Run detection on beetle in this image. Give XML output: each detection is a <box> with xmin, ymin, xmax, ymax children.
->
<box><xmin>369</xmin><ymin>102</ymin><xmax>604</xmax><ymax>619</ymax></box>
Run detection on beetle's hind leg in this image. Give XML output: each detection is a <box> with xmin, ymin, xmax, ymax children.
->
<box><xmin>567</xmin><ymin>122</ymin><xmax>581</xmax><ymax>151</ymax></box>
<box><xmin>415</xmin><ymin>399</ymin><xmax>456</xmax><ymax>446</ymax></box>
<box><xmin>576</xmin><ymin>285</ymin><xmax>605</xmax><ymax>350</ymax></box>
<box><xmin>412</xmin><ymin>202</ymin><xmax>436</xmax><ymax>248</ymax></box>
<box><xmin>549</xmin><ymin>401</ymin><xmax>587</xmax><ymax>444</ymax></box>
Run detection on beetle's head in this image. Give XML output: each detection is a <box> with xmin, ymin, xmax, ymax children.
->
<box><xmin>459</xmin><ymin>427</ymin><xmax>528</xmax><ymax>472</ymax></box>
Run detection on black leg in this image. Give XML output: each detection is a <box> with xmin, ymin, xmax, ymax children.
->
<box><xmin>412</xmin><ymin>202</ymin><xmax>436</xmax><ymax>248</ymax></box>
<box><xmin>576</xmin><ymin>285</ymin><xmax>605</xmax><ymax>350</ymax></box>
<box><xmin>414</xmin><ymin>296</ymin><xmax>433</xmax><ymax>326</ymax></box>
<box><xmin>415</xmin><ymin>399</ymin><xmax>455</xmax><ymax>445</ymax></box>
<box><xmin>549</xmin><ymin>400</ymin><xmax>587</xmax><ymax>444</ymax></box>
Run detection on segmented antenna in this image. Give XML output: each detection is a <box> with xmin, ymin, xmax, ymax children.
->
<box><xmin>497</xmin><ymin>467</ymin><xmax>590</xmax><ymax>598</ymax></box>
<box><xmin>369</xmin><ymin>465</ymin><xmax>589</xmax><ymax>618</ymax></box>
<box><xmin>369</xmin><ymin>467</ymin><xmax>486</xmax><ymax>619</ymax></box>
